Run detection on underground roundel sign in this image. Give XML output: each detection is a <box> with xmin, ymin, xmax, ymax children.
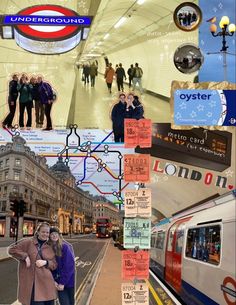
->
<box><xmin>11</xmin><ymin>5</ymin><xmax>91</xmax><ymax>54</ymax></box>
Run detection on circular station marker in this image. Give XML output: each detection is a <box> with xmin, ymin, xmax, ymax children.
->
<box><xmin>14</xmin><ymin>5</ymin><xmax>82</xmax><ymax>54</ymax></box>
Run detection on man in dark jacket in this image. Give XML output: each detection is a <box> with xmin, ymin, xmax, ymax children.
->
<box><xmin>127</xmin><ymin>64</ymin><xmax>134</xmax><ymax>88</ymax></box>
<box><xmin>83</xmin><ymin>64</ymin><xmax>90</xmax><ymax>84</ymax></box>
<box><xmin>2</xmin><ymin>74</ymin><xmax>19</xmax><ymax>128</ymax></box>
<box><xmin>111</xmin><ymin>93</ymin><xmax>127</xmax><ymax>142</ymax></box>
<box><xmin>90</xmin><ymin>62</ymin><xmax>98</xmax><ymax>87</ymax></box>
<box><xmin>115</xmin><ymin>63</ymin><xmax>126</xmax><ymax>92</ymax></box>
<box><xmin>37</xmin><ymin>76</ymin><xmax>54</xmax><ymax>131</ymax></box>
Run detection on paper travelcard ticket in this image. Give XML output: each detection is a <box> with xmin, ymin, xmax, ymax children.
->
<box><xmin>124</xmin><ymin>188</ymin><xmax>151</xmax><ymax>217</ymax></box>
<box><xmin>122</xmin><ymin>250</ymin><xmax>150</xmax><ymax>280</ymax></box>
<box><xmin>174</xmin><ymin>89</ymin><xmax>236</xmax><ymax>126</ymax></box>
<box><xmin>122</xmin><ymin>283</ymin><xmax>149</xmax><ymax>305</ymax></box>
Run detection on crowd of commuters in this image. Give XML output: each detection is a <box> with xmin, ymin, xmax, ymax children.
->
<box><xmin>8</xmin><ymin>222</ymin><xmax>75</xmax><ymax>305</ymax></box>
<box><xmin>104</xmin><ymin>62</ymin><xmax>144</xmax><ymax>94</ymax></box>
<box><xmin>81</xmin><ymin>62</ymin><xmax>98</xmax><ymax>87</ymax></box>
<box><xmin>80</xmin><ymin>62</ymin><xmax>144</xmax><ymax>94</ymax></box>
<box><xmin>2</xmin><ymin>73</ymin><xmax>56</xmax><ymax>130</ymax></box>
<box><xmin>111</xmin><ymin>92</ymin><xmax>144</xmax><ymax>142</ymax></box>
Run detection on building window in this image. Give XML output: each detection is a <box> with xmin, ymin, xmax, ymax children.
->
<box><xmin>5</xmin><ymin>158</ymin><xmax>9</xmax><ymax>166</ymax></box>
<box><xmin>15</xmin><ymin>158</ymin><xmax>21</xmax><ymax>166</ymax></box>
<box><xmin>5</xmin><ymin>171</ymin><xmax>9</xmax><ymax>180</ymax></box>
<box><xmin>12</xmin><ymin>185</ymin><xmax>19</xmax><ymax>194</ymax></box>
<box><xmin>185</xmin><ymin>225</ymin><xmax>221</xmax><ymax>265</ymax></box>
<box><xmin>14</xmin><ymin>171</ymin><xmax>20</xmax><ymax>181</ymax></box>
<box><xmin>0</xmin><ymin>160</ymin><xmax>3</xmax><ymax>168</ymax></box>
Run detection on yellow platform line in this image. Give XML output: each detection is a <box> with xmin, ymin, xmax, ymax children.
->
<box><xmin>145</xmin><ymin>279</ymin><xmax>163</xmax><ymax>305</ymax></box>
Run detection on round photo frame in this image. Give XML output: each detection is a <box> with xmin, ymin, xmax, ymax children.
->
<box><xmin>173</xmin><ymin>2</ymin><xmax>202</xmax><ymax>31</ymax></box>
<box><xmin>173</xmin><ymin>43</ymin><xmax>204</xmax><ymax>74</ymax></box>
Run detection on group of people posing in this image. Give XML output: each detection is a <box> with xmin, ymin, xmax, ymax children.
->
<box><xmin>2</xmin><ymin>73</ymin><xmax>56</xmax><ymax>130</ymax></box>
<box><xmin>104</xmin><ymin>62</ymin><xmax>144</xmax><ymax>94</ymax></box>
<box><xmin>8</xmin><ymin>222</ymin><xmax>75</xmax><ymax>305</ymax></box>
<box><xmin>177</xmin><ymin>10</ymin><xmax>197</xmax><ymax>27</ymax></box>
<box><xmin>111</xmin><ymin>92</ymin><xmax>144</xmax><ymax>142</ymax></box>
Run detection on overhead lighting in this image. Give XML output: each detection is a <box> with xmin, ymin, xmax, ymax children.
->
<box><xmin>137</xmin><ymin>0</ymin><xmax>146</xmax><ymax>4</ymax></box>
<box><xmin>114</xmin><ymin>17</ymin><xmax>127</xmax><ymax>29</ymax></box>
<box><xmin>103</xmin><ymin>33</ymin><xmax>110</xmax><ymax>40</ymax></box>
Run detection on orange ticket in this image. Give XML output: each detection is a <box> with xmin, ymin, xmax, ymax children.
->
<box><xmin>124</xmin><ymin>154</ymin><xmax>150</xmax><ymax>182</ymax></box>
<box><xmin>122</xmin><ymin>250</ymin><xmax>150</xmax><ymax>280</ymax></box>
<box><xmin>124</xmin><ymin>119</ymin><xmax>152</xmax><ymax>148</ymax></box>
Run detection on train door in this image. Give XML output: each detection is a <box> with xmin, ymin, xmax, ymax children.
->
<box><xmin>165</xmin><ymin>217</ymin><xmax>191</xmax><ymax>293</ymax></box>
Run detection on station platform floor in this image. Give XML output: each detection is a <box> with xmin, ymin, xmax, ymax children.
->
<box><xmin>67</xmin><ymin>70</ymin><xmax>171</xmax><ymax>129</ymax></box>
<box><xmin>88</xmin><ymin>241</ymin><xmax>180</xmax><ymax>305</ymax></box>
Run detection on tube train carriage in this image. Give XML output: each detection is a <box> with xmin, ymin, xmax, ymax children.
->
<box><xmin>150</xmin><ymin>190</ymin><xmax>236</xmax><ymax>305</ymax></box>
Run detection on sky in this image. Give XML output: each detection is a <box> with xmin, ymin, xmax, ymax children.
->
<box><xmin>198</xmin><ymin>0</ymin><xmax>236</xmax><ymax>83</ymax></box>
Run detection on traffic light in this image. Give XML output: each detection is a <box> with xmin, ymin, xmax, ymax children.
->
<box><xmin>19</xmin><ymin>200</ymin><xmax>27</xmax><ymax>217</ymax></box>
<box><xmin>10</xmin><ymin>200</ymin><xmax>19</xmax><ymax>217</ymax></box>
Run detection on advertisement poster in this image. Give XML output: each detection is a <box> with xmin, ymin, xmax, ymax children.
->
<box><xmin>0</xmin><ymin>0</ymin><xmax>235</xmax><ymax>305</ymax></box>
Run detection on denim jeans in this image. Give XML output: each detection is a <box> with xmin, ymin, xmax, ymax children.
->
<box><xmin>58</xmin><ymin>287</ymin><xmax>74</xmax><ymax>305</ymax></box>
<box><xmin>132</xmin><ymin>77</ymin><xmax>143</xmax><ymax>93</ymax></box>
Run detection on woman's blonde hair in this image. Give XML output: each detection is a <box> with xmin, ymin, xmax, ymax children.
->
<box><xmin>34</xmin><ymin>222</ymin><xmax>50</xmax><ymax>237</ymax></box>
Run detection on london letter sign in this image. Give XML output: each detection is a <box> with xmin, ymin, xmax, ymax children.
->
<box><xmin>0</xmin><ymin>5</ymin><xmax>92</xmax><ymax>54</ymax></box>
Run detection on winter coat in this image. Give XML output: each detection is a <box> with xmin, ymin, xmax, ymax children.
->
<box><xmin>52</xmin><ymin>241</ymin><xmax>75</xmax><ymax>288</ymax></box>
<box><xmin>8</xmin><ymin>237</ymin><xmax>57</xmax><ymax>305</ymax></box>
<box><xmin>104</xmin><ymin>67</ymin><xmax>115</xmax><ymax>84</ymax></box>
<box><xmin>115</xmin><ymin>67</ymin><xmax>126</xmax><ymax>80</ymax></box>
<box><xmin>17</xmin><ymin>83</ymin><xmax>33</xmax><ymax>104</ymax></box>
<box><xmin>111</xmin><ymin>101</ymin><xmax>127</xmax><ymax>134</ymax></box>
<box><xmin>38</xmin><ymin>82</ymin><xmax>53</xmax><ymax>105</ymax></box>
<box><xmin>90</xmin><ymin>64</ymin><xmax>98</xmax><ymax>77</ymax></box>
<box><xmin>8</xmin><ymin>80</ymin><xmax>18</xmax><ymax>102</ymax></box>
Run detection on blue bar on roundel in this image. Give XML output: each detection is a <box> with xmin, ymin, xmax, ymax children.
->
<box><xmin>4</xmin><ymin>15</ymin><xmax>91</xmax><ymax>26</ymax></box>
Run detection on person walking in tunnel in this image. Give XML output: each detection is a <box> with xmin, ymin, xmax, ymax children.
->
<box><xmin>127</xmin><ymin>64</ymin><xmax>134</xmax><ymax>89</ymax></box>
<box><xmin>8</xmin><ymin>222</ymin><xmax>57</xmax><ymax>305</ymax></box>
<box><xmin>111</xmin><ymin>93</ymin><xmax>127</xmax><ymax>142</ymax></box>
<box><xmin>90</xmin><ymin>62</ymin><xmax>98</xmax><ymax>87</ymax></box>
<box><xmin>82</xmin><ymin>64</ymin><xmax>90</xmax><ymax>85</ymax></box>
<box><xmin>49</xmin><ymin>227</ymin><xmax>75</xmax><ymax>305</ymax></box>
<box><xmin>2</xmin><ymin>74</ymin><xmax>19</xmax><ymax>129</ymax></box>
<box><xmin>115</xmin><ymin>63</ymin><xmax>126</xmax><ymax>92</ymax></box>
<box><xmin>132</xmin><ymin>63</ymin><xmax>144</xmax><ymax>94</ymax></box>
<box><xmin>104</xmin><ymin>63</ymin><xmax>115</xmax><ymax>93</ymax></box>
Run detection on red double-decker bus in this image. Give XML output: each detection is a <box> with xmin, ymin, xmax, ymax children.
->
<box><xmin>96</xmin><ymin>218</ymin><xmax>112</xmax><ymax>238</ymax></box>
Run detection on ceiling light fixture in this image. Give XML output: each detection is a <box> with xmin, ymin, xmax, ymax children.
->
<box><xmin>137</xmin><ymin>0</ymin><xmax>146</xmax><ymax>5</ymax></box>
<box><xmin>114</xmin><ymin>17</ymin><xmax>127</xmax><ymax>29</ymax></box>
<box><xmin>103</xmin><ymin>33</ymin><xmax>110</xmax><ymax>39</ymax></box>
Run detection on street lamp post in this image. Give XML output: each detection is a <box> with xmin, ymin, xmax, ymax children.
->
<box><xmin>208</xmin><ymin>16</ymin><xmax>235</xmax><ymax>81</ymax></box>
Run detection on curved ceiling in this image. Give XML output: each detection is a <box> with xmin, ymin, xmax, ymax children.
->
<box><xmin>79</xmin><ymin>0</ymin><xmax>197</xmax><ymax>62</ymax></box>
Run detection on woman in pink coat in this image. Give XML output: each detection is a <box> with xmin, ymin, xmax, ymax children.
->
<box><xmin>104</xmin><ymin>63</ymin><xmax>115</xmax><ymax>93</ymax></box>
<box><xmin>8</xmin><ymin>222</ymin><xmax>57</xmax><ymax>305</ymax></box>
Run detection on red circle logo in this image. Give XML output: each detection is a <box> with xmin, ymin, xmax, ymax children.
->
<box><xmin>15</xmin><ymin>5</ymin><xmax>79</xmax><ymax>41</ymax></box>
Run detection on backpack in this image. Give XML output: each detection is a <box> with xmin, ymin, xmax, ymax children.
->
<box><xmin>134</xmin><ymin>67</ymin><xmax>143</xmax><ymax>78</ymax></box>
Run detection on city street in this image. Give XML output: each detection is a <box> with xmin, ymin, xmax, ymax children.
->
<box><xmin>0</xmin><ymin>234</ymin><xmax>109</xmax><ymax>305</ymax></box>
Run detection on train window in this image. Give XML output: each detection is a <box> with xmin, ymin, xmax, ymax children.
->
<box><xmin>175</xmin><ymin>225</ymin><xmax>184</xmax><ymax>253</ymax></box>
<box><xmin>167</xmin><ymin>225</ymin><xmax>176</xmax><ymax>251</ymax></box>
<box><xmin>156</xmin><ymin>231</ymin><xmax>165</xmax><ymax>249</ymax></box>
<box><xmin>151</xmin><ymin>233</ymin><xmax>156</xmax><ymax>247</ymax></box>
<box><xmin>185</xmin><ymin>225</ymin><xmax>221</xmax><ymax>265</ymax></box>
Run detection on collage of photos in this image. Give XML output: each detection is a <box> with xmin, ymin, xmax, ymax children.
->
<box><xmin>0</xmin><ymin>1</ymin><xmax>235</xmax><ymax>305</ymax></box>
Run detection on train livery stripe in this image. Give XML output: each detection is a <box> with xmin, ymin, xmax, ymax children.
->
<box><xmin>145</xmin><ymin>279</ymin><xmax>163</xmax><ymax>305</ymax></box>
<box><xmin>181</xmin><ymin>280</ymin><xmax>219</xmax><ymax>305</ymax></box>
